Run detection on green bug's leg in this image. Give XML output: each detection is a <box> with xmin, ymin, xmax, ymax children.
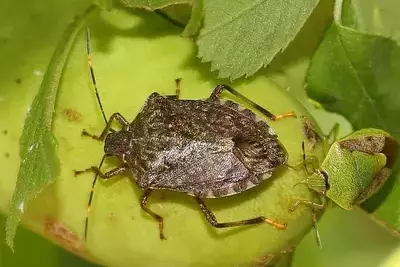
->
<box><xmin>289</xmin><ymin>195</ymin><xmax>325</xmax><ymax>248</ymax></box>
<box><xmin>288</xmin><ymin>199</ymin><xmax>324</xmax><ymax>212</ymax></box>
<box><xmin>326</xmin><ymin>123</ymin><xmax>340</xmax><ymax>144</ymax></box>
<box><xmin>287</xmin><ymin>141</ymin><xmax>319</xmax><ymax>175</ymax></box>
<box><xmin>301</xmin><ymin>141</ymin><xmax>320</xmax><ymax>175</ymax></box>
<box><xmin>288</xmin><ymin>194</ymin><xmax>326</xmax><ymax>212</ymax></box>
<box><xmin>311</xmin><ymin>207</ymin><xmax>323</xmax><ymax>249</ymax></box>
<box><xmin>287</xmin><ymin>158</ymin><xmax>318</xmax><ymax>173</ymax></box>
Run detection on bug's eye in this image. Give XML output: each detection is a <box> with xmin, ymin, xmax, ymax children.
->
<box><xmin>320</xmin><ymin>170</ymin><xmax>330</xmax><ymax>191</ymax></box>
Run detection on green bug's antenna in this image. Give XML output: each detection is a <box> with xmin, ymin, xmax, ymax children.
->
<box><xmin>292</xmin><ymin>141</ymin><xmax>313</xmax><ymax>189</ymax></box>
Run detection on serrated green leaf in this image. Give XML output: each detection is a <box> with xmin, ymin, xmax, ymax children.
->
<box><xmin>5</xmin><ymin>5</ymin><xmax>97</xmax><ymax>250</ymax></box>
<box><xmin>307</xmin><ymin>27</ymin><xmax>400</xmax><ymax>136</ymax></box>
<box><xmin>306</xmin><ymin>0</ymin><xmax>400</xmax><ymax>235</ymax></box>
<box><xmin>119</xmin><ymin>0</ymin><xmax>192</xmax><ymax>10</ymax></box>
<box><xmin>181</xmin><ymin>0</ymin><xmax>203</xmax><ymax>37</ymax></box>
<box><xmin>196</xmin><ymin>0</ymin><xmax>319</xmax><ymax>80</ymax></box>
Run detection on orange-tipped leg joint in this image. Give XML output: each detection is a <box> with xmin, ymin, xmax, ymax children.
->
<box><xmin>264</xmin><ymin>218</ymin><xmax>287</xmax><ymax>229</ymax></box>
<box><xmin>272</xmin><ymin>111</ymin><xmax>297</xmax><ymax>121</ymax></box>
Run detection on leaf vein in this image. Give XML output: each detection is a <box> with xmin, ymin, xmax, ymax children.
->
<box><xmin>336</xmin><ymin>28</ymin><xmax>386</xmax><ymax>129</ymax></box>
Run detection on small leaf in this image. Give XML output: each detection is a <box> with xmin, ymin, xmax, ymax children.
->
<box><xmin>307</xmin><ymin>28</ymin><xmax>400</xmax><ymax>137</ymax></box>
<box><xmin>5</xmin><ymin>5</ymin><xmax>97</xmax><ymax>250</ymax></box>
<box><xmin>197</xmin><ymin>0</ymin><xmax>319</xmax><ymax>80</ymax></box>
<box><xmin>119</xmin><ymin>0</ymin><xmax>192</xmax><ymax>11</ymax></box>
<box><xmin>181</xmin><ymin>0</ymin><xmax>203</xmax><ymax>37</ymax></box>
<box><xmin>306</xmin><ymin>0</ymin><xmax>400</xmax><ymax>235</ymax></box>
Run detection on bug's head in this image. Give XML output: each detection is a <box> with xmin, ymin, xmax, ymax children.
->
<box><xmin>104</xmin><ymin>130</ymin><xmax>132</xmax><ymax>157</ymax></box>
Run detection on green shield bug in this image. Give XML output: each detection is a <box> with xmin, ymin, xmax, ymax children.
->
<box><xmin>290</xmin><ymin>125</ymin><xmax>398</xmax><ymax>220</ymax></box>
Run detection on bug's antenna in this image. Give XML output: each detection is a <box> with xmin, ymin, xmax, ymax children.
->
<box><xmin>302</xmin><ymin>141</ymin><xmax>308</xmax><ymax>172</ymax></box>
<box><xmin>312</xmin><ymin>207</ymin><xmax>323</xmax><ymax>249</ymax></box>
<box><xmin>84</xmin><ymin>155</ymin><xmax>107</xmax><ymax>241</ymax></box>
<box><xmin>86</xmin><ymin>28</ymin><xmax>108</xmax><ymax>125</ymax></box>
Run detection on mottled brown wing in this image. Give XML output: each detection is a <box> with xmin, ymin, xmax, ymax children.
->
<box><xmin>131</xmin><ymin>93</ymin><xmax>275</xmax><ymax>141</ymax></box>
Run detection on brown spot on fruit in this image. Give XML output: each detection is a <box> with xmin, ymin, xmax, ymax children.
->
<box><xmin>253</xmin><ymin>254</ymin><xmax>274</xmax><ymax>267</ymax></box>
<box><xmin>44</xmin><ymin>217</ymin><xmax>83</xmax><ymax>252</ymax></box>
<box><xmin>63</xmin><ymin>108</ymin><xmax>82</xmax><ymax>122</ymax></box>
<box><xmin>253</xmin><ymin>246</ymin><xmax>294</xmax><ymax>267</ymax></box>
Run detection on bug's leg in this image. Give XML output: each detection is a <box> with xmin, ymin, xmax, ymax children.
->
<box><xmin>289</xmin><ymin>195</ymin><xmax>324</xmax><ymax>248</ymax></box>
<box><xmin>311</xmin><ymin>207</ymin><xmax>323</xmax><ymax>249</ymax></box>
<box><xmin>289</xmin><ymin>197</ymin><xmax>325</xmax><ymax>249</ymax></box>
<box><xmin>195</xmin><ymin>198</ymin><xmax>286</xmax><ymax>230</ymax></box>
<box><xmin>301</xmin><ymin>141</ymin><xmax>320</xmax><ymax>174</ymax></box>
<box><xmin>326</xmin><ymin>123</ymin><xmax>340</xmax><ymax>144</ymax></box>
<box><xmin>287</xmin><ymin>141</ymin><xmax>320</xmax><ymax>175</ymax></box>
<box><xmin>288</xmin><ymin>195</ymin><xmax>326</xmax><ymax>212</ymax></box>
<box><xmin>287</xmin><ymin>158</ymin><xmax>318</xmax><ymax>175</ymax></box>
<box><xmin>77</xmin><ymin>155</ymin><xmax>128</xmax><ymax>241</ymax></box>
<box><xmin>166</xmin><ymin>78</ymin><xmax>182</xmax><ymax>99</ymax></box>
<box><xmin>174</xmin><ymin>78</ymin><xmax>181</xmax><ymax>99</ymax></box>
<box><xmin>208</xmin><ymin>84</ymin><xmax>296</xmax><ymax>121</ymax></box>
<box><xmin>74</xmin><ymin>165</ymin><xmax>127</xmax><ymax>178</ymax></box>
<box><xmin>82</xmin><ymin>112</ymin><xmax>129</xmax><ymax>141</ymax></box>
<box><xmin>140</xmin><ymin>189</ymin><xmax>166</xmax><ymax>240</ymax></box>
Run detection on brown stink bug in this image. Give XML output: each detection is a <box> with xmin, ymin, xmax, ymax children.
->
<box><xmin>75</xmin><ymin>29</ymin><xmax>297</xmax><ymax>241</ymax></box>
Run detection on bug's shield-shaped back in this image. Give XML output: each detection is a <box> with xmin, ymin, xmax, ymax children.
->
<box><xmin>321</xmin><ymin>129</ymin><xmax>398</xmax><ymax>209</ymax></box>
<box><xmin>127</xmin><ymin>93</ymin><xmax>287</xmax><ymax>198</ymax></box>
